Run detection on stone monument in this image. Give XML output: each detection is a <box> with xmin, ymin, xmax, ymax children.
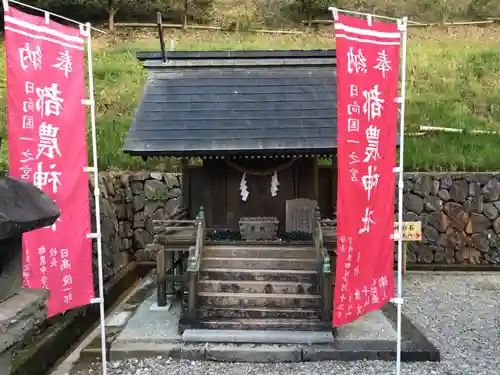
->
<box><xmin>0</xmin><ymin>174</ymin><xmax>60</xmax><ymax>373</ymax></box>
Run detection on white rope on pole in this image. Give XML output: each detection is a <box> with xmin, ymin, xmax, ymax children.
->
<box><xmin>420</xmin><ymin>125</ymin><xmax>500</xmax><ymax>135</ymax></box>
<box><xmin>83</xmin><ymin>22</ymin><xmax>108</xmax><ymax>375</ymax></box>
<box><xmin>6</xmin><ymin>0</ymin><xmax>106</xmax><ymax>33</ymax></box>
<box><xmin>395</xmin><ymin>15</ymin><xmax>409</xmax><ymax>375</ymax></box>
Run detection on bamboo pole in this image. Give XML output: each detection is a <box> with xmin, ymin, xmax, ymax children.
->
<box><xmin>113</xmin><ymin>22</ymin><xmax>303</xmax><ymax>34</ymax></box>
<box><xmin>300</xmin><ymin>19</ymin><xmax>496</xmax><ymax>27</ymax></box>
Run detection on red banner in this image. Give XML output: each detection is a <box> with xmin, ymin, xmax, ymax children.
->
<box><xmin>333</xmin><ymin>15</ymin><xmax>401</xmax><ymax>326</ymax></box>
<box><xmin>5</xmin><ymin>7</ymin><xmax>94</xmax><ymax>316</ymax></box>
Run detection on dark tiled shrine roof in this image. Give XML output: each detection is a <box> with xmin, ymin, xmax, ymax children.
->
<box><xmin>123</xmin><ymin>50</ymin><xmax>338</xmax><ymax>157</ymax></box>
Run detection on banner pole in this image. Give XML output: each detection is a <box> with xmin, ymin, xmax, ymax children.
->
<box><xmin>395</xmin><ymin>16</ymin><xmax>409</xmax><ymax>375</ymax></box>
<box><xmin>84</xmin><ymin>22</ymin><xmax>108</xmax><ymax>375</ymax></box>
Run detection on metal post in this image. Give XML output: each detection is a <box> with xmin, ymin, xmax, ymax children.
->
<box><xmin>84</xmin><ymin>22</ymin><xmax>108</xmax><ymax>375</ymax></box>
<box><xmin>156</xmin><ymin>12</ymin><xmax>166</xmax><ymax>63</ymax></box>
<box><xmin>396</xmin><ymin>16</ymin><xmax>409</xmax><ymax>375</ymax></box>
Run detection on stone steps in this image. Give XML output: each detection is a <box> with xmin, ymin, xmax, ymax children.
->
<box><xmin>201</xmin><ymin>257</ymin><xmax>318</xmax><ymax>270</ymax></box>
<box><xmin>198</xmin><ymin>306</ymin><xmax>321</xmax><ymax>320</ymax></box>
<box><xmin>198</xmin><ymin>318</ymin><xmax>330</xmax><ymax>331</ymax></box>
<box><xmin>182</xmin><ymin>329</ymin><xmax>335</xmax><ymax>345</ymax></box>
<box><xmin>195</xmin><ymin>244</ymin><xmax>324</xmax><ymax>332</ymax></box>
<box><xmin>198</xmin><ymin>292</ymin><xmax>321</xmax><ymax>308</ymax></box>
<box><xmin>203</xmin><ymin>245</ymin><xmax>317</xmax><ymax>259</ymax></box>
<box><xmin>199</xmin><ymin>268</ymin><xmax>319</xmax><ymax>283</ymax></box>
<box><xmin>198</xmin><ymin>280</ymin><xmax>317</xmax><ymax>294</ymax></box>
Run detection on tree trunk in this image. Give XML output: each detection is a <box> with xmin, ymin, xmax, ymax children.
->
<box><xmin>183</xmin><ymin>0</ymin><xmax>188</xmax><ymax>30</ymax></box>
<box><xmin>107</xmin><ymin>0</ymin><xmax>117</xmax><ymax>31</ymax></box>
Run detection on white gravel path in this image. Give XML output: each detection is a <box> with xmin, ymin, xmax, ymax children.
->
<box><xmin>72</xmin><ymin>272</ymin><xmax>500</xmax><ymax>375</ymax></box>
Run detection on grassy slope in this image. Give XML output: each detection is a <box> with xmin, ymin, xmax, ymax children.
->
<box><xmin>1</xmin><ymin>27</ymin><xmax>500</xmax><ymax>172</ymax></box>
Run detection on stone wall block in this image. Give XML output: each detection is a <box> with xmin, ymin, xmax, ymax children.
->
<box><xmin>482</xmin><ymin>178</ymin><xmax>500</xmax><ymax>202</ymax></box>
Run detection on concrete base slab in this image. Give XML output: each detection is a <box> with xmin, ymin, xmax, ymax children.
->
<box><xmin>106</xmin><ymin>311</ymin><xmax>133</xmax><ymax>327</ymax></box>
<box><xmin>110</xmin><ymin>342</ymin><xmax>205</xmax><ymax>361</ymax></box>
<box><xmin>116</xmin><ymin>293</ymin><xmax>182</xmax><ymax>343</ymax></box>
<box><xmin>149</xmin><ymin>302</ymin><xmax>172</xmax><ymax>312</ymax></box>
<box><xmin>182</xmin><ymin>329</ymin><xmax>334</xmax><ymax>345</ymax></box>
<box><xmin>205</xmin><ymin>344</ymin><xmax>302</xmax><ymax>363</ymax></box>
<box><xmin>336</xmin><ymin>310</ymin><xmax>396</xmax><ymax>341</ymax></box>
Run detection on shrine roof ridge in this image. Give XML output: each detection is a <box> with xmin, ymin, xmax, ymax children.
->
<box><xmin>135</xmin><ymin>49</ymin><xmax>337</xmax><ymax>62</ymax></box>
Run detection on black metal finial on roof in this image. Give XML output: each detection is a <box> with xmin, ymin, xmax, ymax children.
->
<box><xmin>156</xmin><ymin>12</ymin><xmax>167</xmax><ymax>64</ymax></box>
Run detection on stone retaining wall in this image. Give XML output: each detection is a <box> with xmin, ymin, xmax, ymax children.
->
<box><xmin>403</xmin><ymin>173</ymin><xmax>500</xmax><ymax>265</ymax></box>
<box><xmin>92</xmin><ymin>171</ymin><xmax>182</xmax><ymax>281</ymax></box>
<box><xmin>96</xmin><ymin>171</ymin><xmax>500</xmax><ymax>268</ymax></box>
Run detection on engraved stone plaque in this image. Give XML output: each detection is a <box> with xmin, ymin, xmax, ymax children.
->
<box><xmin>285</xmin><ymin>199</ymin><xmax>317</xmax><ymax>234</ymax></box>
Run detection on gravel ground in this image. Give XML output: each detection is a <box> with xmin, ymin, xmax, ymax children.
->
<box><xmin>71</xmin><ymin>272</ymin><xmax>500</xmax><ymax>375</ymax></box>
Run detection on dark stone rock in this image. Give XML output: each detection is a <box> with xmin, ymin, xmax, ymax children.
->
<box><xmin>403</xmin><ymin>179</ymin><xmax>413</xmax><ymax>193</ymax></box>
<box><xmin>403</xmin><ymin>211</ymin><xmax>420</xmax><ymax>221</ymax></box>
<box><xmin>469</xmin><ymin>182</ymin><xmax>480</xmax><ymax>197</ymax></box>
<box><xmin>488</xmin><ymin>230</ymin><xmax>500</xmax><ymax>248</ymax></box>
<box><xmin>440</xmin><ymin>175</ymin><xmax>453</xmax><ymax>189</ymax></box>
<box><xmin>449</xmin><ymin>179</ymin><xmax>468</xmax><ymax>203</ymax></box>
<box><xmin>482</xmin><ymin>178</ymin><xmax>500</xmax><ymax>202</ymax></box>
<box><xmin>133</xmin><ymin>195</ymin><xmax>146</xmax><ymax>212</ymax></box>
<box><xmin>169</xmin><ymin>188</ymin><xmax>182</xmax><ymax>199</ymax></box>
<box><xmin>423</xmin><ymin>196</ymin><xmax>441</xmax><ymax>212</ymax></box>
<box><xmin>121</xmin><ymin>238</ymin><xmax>132</xmax><ymax>251</ymax></box>
<box><xmin>434</xmin><ymin>247</ymin><xmax>446</xmax><ymax>263</ymax></box>
<box><xmin>493</xmin><ymin>217</ymin><xmax>500</xmax><ymax>234</ymax></box>
<box><xmin>133</xmin><ymin>229</ymin><xmax>153</xmax><ymax>249</ymax></box>
<box><xmin>151</xmin><ymin>208</ymin><xmax>167</xmax><ymax>223</ymax></box>
<box><xmin>471</xmin><ymin>233</ymin><xmax>490</xmax><ymax>253</ymax></box>
<box><xmin>165</xmin><ymin>198</ymin><xmax>180</xmax><ymax>217</ymax></box>
<box><xmin>130</xmin><ymin>171</ymin><xmax>150</xmax><ymax>181</ymax></box>
<box><xmin>438</xmin><ymin>233</ymin><xmax>448</xmax><ymax>247</ymax></box>
<box><xmin>118</xmin><ymin>221</ymin><xmax>133</xmax><ymax>238</ymax></box>
<box><xmin>431</xmin><ymin>179</ymin><xmax>440</xmax><ymax>195</ymax></box>
<box><xmin>483</xmin><ymin>203</ymin><xmax>499</xmax><ymax>220</ymax></box>
<box><xmin>144</xmin><ymin>180</ymin><xmax>170</xmax><ymax>200</ymax></box>
<box><xmin>124</xmin><ymin>187</ymin><xmax>134</xmax><ymax>203</ymax></box>
<box><xmin>443</xmin><ymin>202</ymin><xmax>468</xmax><ymax>231</ymax></box>
<box><xmin>476</xmin><ymin>174</ymin><xmax>493</xmax><ymax>185</ymax></box>
<box><xmin>437</xmin><ymin>189</ymin><xmax>451</xmax><ymax>201</ymax></box>
<box><xmin>0</xmin><ymin>177</ymin><xmax>60</xmax><ymax>240</ymax></box>
<box><xmin>493</xmin><ymin>201</ymin><xmax>500</xmax><ymax>212</ymax></box>
<box><xmin>427</xmin><ymin>211</ymin><xmax>450</xmax><ymax>232</ymax></box>
<box><xmin>463</xmin><ymin>200</ymin><xmax>474</xmax><ymax>214</ymax></box>
<box><xmin>406</xmin><ymin>249</ymin><xmax>417</xmax><ymax>264</ymax></box>
<box><xmin>455</xmin><ymin>246</ymin><xmax>481</xmax><ymax>264</ymax></box>
<box><xmin>144</xmin><ymin>201</ymin><xmax>162</xmax><ymax>217</ymax></box>
<box><xmin>133</xmin><ymin>212</ymin><xmax>146</xmax><ymax>229</ymax></box>
<box><xmin>446</xmin><ymin>228</ymin><xmax>468</xmax><ymax>250</ymax></box>
<box><xmin>115</xmin><ymin>203</ymin><xmax>128</xmax><ymax>220</ymax></box>
<box><xmin>404</xmin><ymin>194</ymin><xmax>423</xmax><ymax>214</ymax></box>
<box><xmin>465</xmin><ymin>213</ymin><xmax>490</xmax><ymax>234</ymax></box>
<box><xmin>165</xmin><ymin>173</ymin><xmax>180</xmax><ymax>189</ymax></box>
<box><xmin>445</xmin><ymin>247</ymin><xmax>456</xmax><ymax>264</ymax></box>
<box><xmin>150</xmin><ymin>172</ymin><xmax>164</xmax><ymax>181</ymax></box>
<box><xmin>413</xmin><ymin>175</ymin><xmax>433</xmax><ymax>197</ymax></box>
<box><xmin>130</xmin><ymin>181</ymin><xmax>144</xmax><ymax>195</ymax></box>
<box><xmin>409</xmin><ymin>243</ymin><xmax>434</xmax><ymax>263</ymax></box>
<box><xmin>471</xmin><ymin>195</ymin><xmax>484</xmax><ymax>214</ymax></box>
<box><xmin>423</xmin><ymin>226</ymin><xmax>440</xmax><ymax>243</ymax></box>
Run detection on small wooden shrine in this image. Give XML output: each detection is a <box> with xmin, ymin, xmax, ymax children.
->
<box><xmin>124</xmin><ymin>49</ymin><xmax>338</xmax><ymax>333</ymax></box>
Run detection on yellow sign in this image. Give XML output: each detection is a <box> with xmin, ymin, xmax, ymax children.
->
<box><xmin>393</xmin><ymin>221</ymin><xmax>422</xmax><ymax>241</ymax></box>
